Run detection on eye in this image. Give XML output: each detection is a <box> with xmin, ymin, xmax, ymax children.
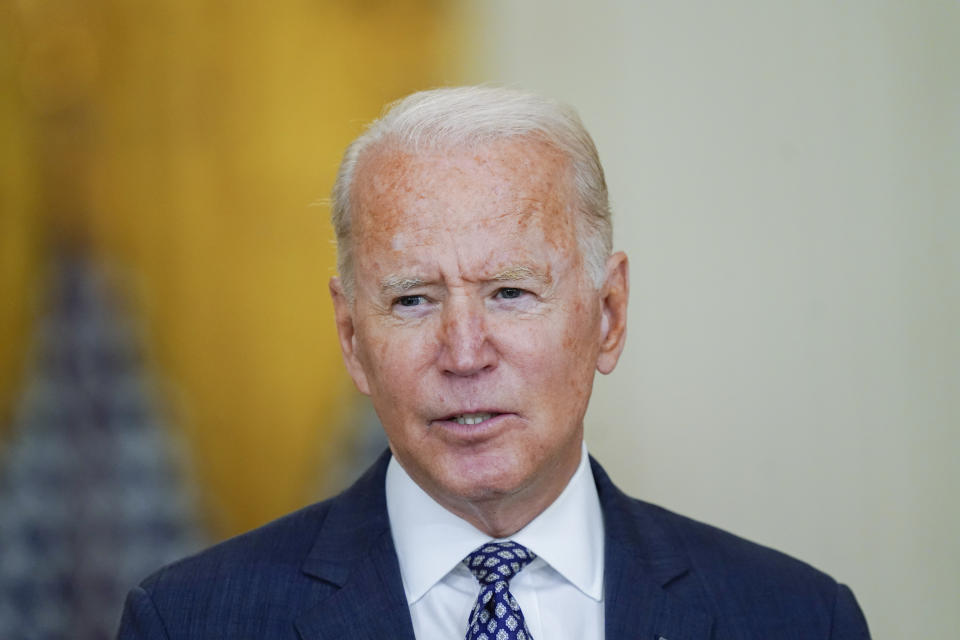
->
<box><xmin>496</xmin><ymin>287</ymin><xmax>526</xmax><ymax>300</ymax></box>
<box><xmin>396</xmin><ymin>295</ymin><xmax>425</xmax><ymax>307</ymax></box>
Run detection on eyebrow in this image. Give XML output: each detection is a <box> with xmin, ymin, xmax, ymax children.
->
<box><xmin>379</xmin><ymin>265</ymin><xmax>550</xmax><ymax>296</ymax></box>
<box><xmin>380</xmin><ymin>275</ymin><xmax>426</xmax><ymax>296</ymax></box>
<box><xmin>493</xmin><ymin>265</ymin><xmax>551</xmax><ymax>285</ymax></box>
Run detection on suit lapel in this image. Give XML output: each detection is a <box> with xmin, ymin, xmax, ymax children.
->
<box><xmin>294</xmin><ymin>451</ymin><xmax>416</xmax><ymax>640</ymax></box>
<box><xmin>593</xmin><ymin>458</ymin><xmax>714</xmax><ymax>640</ymax></box>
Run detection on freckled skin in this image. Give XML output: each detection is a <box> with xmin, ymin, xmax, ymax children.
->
<box><xmin>330</xmin><ymin>137</ymin><xmax>629</xmax><ymax>537</ymax></box>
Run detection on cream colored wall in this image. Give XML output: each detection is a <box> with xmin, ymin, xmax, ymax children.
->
<box><xmin>468</xmin><ymin>2</ymin><xmax>959</xmax><ymax>637</ymax></box>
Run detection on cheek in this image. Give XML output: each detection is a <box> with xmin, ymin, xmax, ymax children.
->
<box><xmin>357</xmin><ymin>323</ymin><xmax>437</xmax><ymax>400</ymax></box>
<box><xmin>556</xmin><ymin>305</ymin><xmax>603</xmax><ymax>389</ymax></box>
<box><xmin>496</xmin><ymin>314</ymin><xmax>595</xmax><ymax>388</ymax></box>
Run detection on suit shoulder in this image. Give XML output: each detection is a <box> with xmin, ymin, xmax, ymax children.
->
<box><xmin>592</xmin><ymin>459</ymin><xmax>870</xmax><ymax>637</ymax></box>
<box><xmin>139</xmin><ymin>496</ymin><xmax>333</xmax><ymax>593</ymax></box>
<box><xmin>632</xmin><ymin>498</ymin><xmax>861</xmax><ymax>635</ymax></box>
<box><xmin>118</xmin><ymin>498</ymin><xmax>339</xmax><ymax>638</ymax></box>
<box><xmin>642</xmin><ymin>498</ymin><xmax>837</xmax><ymax>588</ymax></box>
<box><xmin>593</xmin><ymin>456</ymin><xmax>842</xmax><ymax>596</ymax></box>
<box><xmin>119</xmin><ymin>454</ymin><xmax>395</xmax><ymax>638</ymax></box>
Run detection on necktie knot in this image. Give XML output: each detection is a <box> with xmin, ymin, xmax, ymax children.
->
<box><xmin>462</xmin><ymin>541</ymin><xmax>537</xmax><ymax>640</ymax></box>
<box><xmin>463</xmin><ymin>541</ymin><xmax>537</xmax><ymax>585</ymax></box>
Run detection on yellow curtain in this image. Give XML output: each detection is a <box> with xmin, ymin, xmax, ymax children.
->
<box><xmin>0</xmin><ymin>3</ymin><xmax>42</xmax><ymax>433</ymax></box>
<box><xmin>2</xmin><ymin>0</ymin><xmax>467</xmax><ymax>539</ymax></box>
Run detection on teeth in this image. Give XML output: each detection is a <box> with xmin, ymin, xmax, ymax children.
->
<box><xmin>454</xmin><ymin>412</ymin><xmax>494</xmax><ymax>425</ymax></box>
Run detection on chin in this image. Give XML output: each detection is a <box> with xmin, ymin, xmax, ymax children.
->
<box><xmin>435</xmin><ymin>460</ymin><xmax>531</xmax><ymax>503</ymax></box>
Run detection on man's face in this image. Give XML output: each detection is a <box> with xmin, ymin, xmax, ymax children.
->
<box><xmin>331</xmin><ymin>137</ymin><xmax>627</xmax><ymax>525</ymax></box>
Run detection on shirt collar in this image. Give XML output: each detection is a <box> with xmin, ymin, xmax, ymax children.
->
<box><xmin>385</xmin><ymin>442</ymin><xmax>604</xmax><ymax>604</ymax></box>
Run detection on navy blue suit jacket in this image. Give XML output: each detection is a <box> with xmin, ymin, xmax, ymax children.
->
<box><xmin>117</xmin><ymin>451</ymin><xmax>870</xmax><ymax>639</ymax></box>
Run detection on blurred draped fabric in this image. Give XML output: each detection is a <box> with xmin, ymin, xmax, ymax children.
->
<box><xmin>0</xmin><ymin>256</ymin><xmax>203</xmax><ymax>638</ymax></box>
<box><xmin>0</xmin><ymin>0</ymin><xmax>467</xmax><ymax>636</ymax></box>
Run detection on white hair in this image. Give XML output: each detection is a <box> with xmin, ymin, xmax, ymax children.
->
<box><xmin>330</xmin><ymin>85</ymin><xmax>612</xmax><ymax>298</ymax></box>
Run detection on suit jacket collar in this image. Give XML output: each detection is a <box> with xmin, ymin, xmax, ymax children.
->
<box><xmin>295</xmin><ymin>450</ymin><xmax>416</xmax><ymax>640</ymax></box>
<box><xmin>294</xmin><ymin>451</ymin><xmax>713</xmax><ymax>640</ymax></box>
<box><xmin>592</xmin><ymin>457</ymin><xmax>714</xmax><ymax>639</ymax></box>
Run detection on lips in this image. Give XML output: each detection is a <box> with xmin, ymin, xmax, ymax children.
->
<box><xmin>433</xmin><ymin>410</ymin><xmax>511</xmax><ymax>428</ymax></box>
<box><xmin>451</xmin><ymin>412</ymin><xmax>497</xmax><ymax>425</ymax></box>
<box><xmin>427</xmin><ymin>409</ymin><xmax>521</xmax><ymax>447</ymax></box>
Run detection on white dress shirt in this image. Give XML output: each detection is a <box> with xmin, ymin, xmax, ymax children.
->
<box><xmin>385</xmin><ymin>442</ymin><xmax>605</xmax><ymax>639</ymax></box>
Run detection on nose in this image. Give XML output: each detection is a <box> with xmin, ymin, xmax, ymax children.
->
<box><xmin>438</xmin><ymin>295</ymin><xmax>496</xmax><ymax>377</ymax></box>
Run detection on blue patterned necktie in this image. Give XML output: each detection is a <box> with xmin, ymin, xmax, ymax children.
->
<box><xmin>463</xmin><ymin>541</ymin><xmax>537</xmax><ymax>640</ymax></box>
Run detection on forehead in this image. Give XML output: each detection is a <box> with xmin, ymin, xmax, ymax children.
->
<box><xmin>349</xmin><ymin>137</ymin><xmax>578</xmax><ymax>259</ymax></box>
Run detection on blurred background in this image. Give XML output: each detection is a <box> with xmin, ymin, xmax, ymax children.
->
<box><xmin>0</xmin><ymin>0</ymin><xmax>956</xmax><ymax>637</ymax></box>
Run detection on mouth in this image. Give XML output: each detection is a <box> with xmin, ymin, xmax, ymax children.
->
<box><xmin>428</xmin><ymin>407</ymin><xmax>520</xmax><ymax>443</ymax></box>
<box><xmin>428</xmin><ymin>410</ymin><xmax>517</xmax><ymax>444</ymax></box>
<box><xmin>449</xmin><ymin>412</ymin><xmax>500</xmax><ymax>426</ymax></box>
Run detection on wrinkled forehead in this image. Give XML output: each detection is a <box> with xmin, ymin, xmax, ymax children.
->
<box><xmin>349</xmin><ymin>136</ymin><xmax>578</xmax><ymax>242</ymax></box>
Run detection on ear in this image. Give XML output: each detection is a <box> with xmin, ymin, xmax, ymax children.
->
<box><xmin>329</xmin><ymin>276</ymin><xmax>371</xmax><ymax>395</ymax></box>
<box><xmin>596</xmin><ymin>251</ymin><xmax>629</xmax><ymax>375</ymax></box>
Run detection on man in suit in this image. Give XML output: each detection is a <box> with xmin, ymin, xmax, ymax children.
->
<box><xmin>118</xmin><ymin>86</ymin><xmax>871</xmax><ymax>639</ymax></box>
